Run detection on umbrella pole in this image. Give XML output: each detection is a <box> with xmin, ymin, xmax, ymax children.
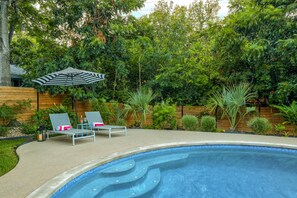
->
<box><xmin>73</xmin><ymin>95</ymin><xmax>78</xmax><ymax>125</ymax></box>
<box><xmin>71</xmin><ymin>77</ymin><xmax>78</xmax><ymax>126</ymax></box>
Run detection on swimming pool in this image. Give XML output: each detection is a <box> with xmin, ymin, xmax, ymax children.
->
<box><xmin>53</xmin><ymin>145</ymin><xmax>297</xmax><ymax>198</ymax></box>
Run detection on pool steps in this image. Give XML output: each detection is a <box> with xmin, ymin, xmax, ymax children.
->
<box><xmin>90</xmin><ymin>153</ymin><xmax>190</xmax><ymax>197</ymax></box>
<box><xmin>101</xmin><ymin>168</ymin><xmax>161</xmax><ymax>198</ymax></box>
<box><xmin>101</xmin><ymin>159</ymin><xmax>136</xmax><ymax>176</ymax></box>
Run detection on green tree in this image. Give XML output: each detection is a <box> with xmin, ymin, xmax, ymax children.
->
<box><xmin>11</xmin><ymin>0</ymin><xmax>146</xmax><ymax>102</ymax></box>
<box><xmin>214</xmin><ymin>0</ymin><xmax>297</xmax><ymax>104</ymax></box>
<box><xmin>1</xmin><ymin>0</ymin><xmax>55</xmax><ymax>86</ymax></box>
<box><xmin>139</xmin><ymin>0</ymin><xmax>221</xmax><ymax>105</ymax></box>
<box><xmin>49</xmin><ymin>0</ymin><xmax>145</xmax><ymax>101</ymax></box>
<box><xmin>0</xmin><ymin>0</ymin><xmax>11</xmax><ymax>86</ymax></box>
<box><xmin>127</xmin><ymin>36</ymin><xmax>153</xmax><ymax>90</ymax></box>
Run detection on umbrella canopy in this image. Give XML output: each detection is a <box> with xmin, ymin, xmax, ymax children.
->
<box><xmin>32</xmin><ymin>67</ymin><xmax>105</xmax><ymax>124</ymax></box>
<box><xmin>32</xmin><ymin>67</ymin><xmax>105</xmax><ymax>86</ymax></box>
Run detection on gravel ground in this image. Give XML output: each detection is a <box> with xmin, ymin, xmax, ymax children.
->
<box><xmin>0</xmin><ymin>127</ymin><xmax>31</xmax><ymax>139</ymax></box>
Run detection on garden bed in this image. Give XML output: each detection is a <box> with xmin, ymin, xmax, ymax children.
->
<box><xmin>0</xmin><ymin>127</ymin><xmax>32</xmax><ymax>140</ymax></box>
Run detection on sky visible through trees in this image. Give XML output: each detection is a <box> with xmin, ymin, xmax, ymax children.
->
<box><xmin>133</xmin><ymin>0</ymin><xmax>229</xmax><ymax>18</ymax></box>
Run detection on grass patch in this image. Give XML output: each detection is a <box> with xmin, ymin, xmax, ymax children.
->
<box><xmin>0</xmin><ymin>138</ymin><xmax>27</xmax><ymax>177</ymax></box>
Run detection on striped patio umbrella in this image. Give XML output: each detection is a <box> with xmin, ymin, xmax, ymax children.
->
<box><xmin>32</xmin><ymin>67</ymin><xmax>105</xmax><ymax>86</ymax></box>
<box><xmin>32</xmin><ymin>67</ymin><xmax>105</xmax><ymax>124</ymax></box>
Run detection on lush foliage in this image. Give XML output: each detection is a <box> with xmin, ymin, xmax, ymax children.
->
<box><xmin>20</xmin><ymin>124</ymin><xmax>38</xmax><ymax>135</ymax></box>
<box><xmin>136</xmin><ymin>0</ymin><xmax>221</xmax><ymax>105</ymax></box>
<box><xmin>10</xmin><ymin>0</ymin><xmax>145</xmax><ymax>100</ymax></box>
<box><xmin>248</xmin><ymin>117</ymin><xmax>272</xmax><ymax>134</ymax></box>
<box><xmin>182</xmin><ymin>115</ymin><xmax>198</xmax><ymax>131</ymax></box>
<box><xmin>0</xmin><ymin>100</ymin><xmax>31</xmax><ymax>126</ymax></box>
<box><xmin>90</xmin><ymin>98</ymin><xmax>114</xmax><ymax>124</ymax></box>
<box><xmin>124</xmin><ymin>89</ymin><xmax>156</xmax><ymax>127</ymax></box>
<box><xmin>200</xmin><ymin>116</ymin><xmax>216</xmax><ymax>132</ymax></box>
<box><xmin>207</xmin><ymin>83</ymin><xmax>256</xmax><ymax>131</ymax></box>
<box><xmin>0</xmin><ymin>138</ymin><xmax>27</xmax><ymax>176</ymax></box>
<box><xmin>272</xmin><ymin>101</ymin><xmax>297</xmax><ymax>125</ymax></box>
<box><xmin>9</xmin><ymin>0</ymin><xmax>222</xmax><ymax>105</ymax></box>
<box><xmin>216</xmin><ymin>0</ymin><xmax>297</xmax><ymax>105</ymax></box>
<box><xmin>7</xmin><ymin>0</ymin><xmax>297</xmax><ymax>106</ymax></box>
<box><xmin>274</xmin><ymin>123</ymin><xmax>286</xmax><ymax>135</ymax></box>
<box><xmin>91</xmin><ymin>100</ymin><xmax>126</xmax><ymax>126</ymax></box>
<box><xmin>152</xmin><ymin>102</ymin><xmax>177</xmax><ymax>129</ymax></box>
<box><xmin>30</xmin><ymin>104</ymin><xmax>76</xmax><ymax>131</ymax></box>
<box><xmin>0</xmin><ymin>126</ymin><xmax>9</xmax><ymax>136</ymax></box>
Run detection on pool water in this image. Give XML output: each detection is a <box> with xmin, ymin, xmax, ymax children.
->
<box><xmin>53</xmin><ymin>145</ymin><xmax>297</xmax><ymax>198</ymax></box>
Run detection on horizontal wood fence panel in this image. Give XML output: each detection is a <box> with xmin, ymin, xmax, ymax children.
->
<box><xmin>0</xmin><ymin>87</ymin><xmax>37</xmax><ymax>122</ymax></box>
<box><xmin>76</xmin><ymin>101</ymin><xmax>92</xmax><ymax>119</ymax></box>
<box><xmin>38</xmin><ymin>93</ymin><xmax>68</xmax><ymax>110</ymax></box>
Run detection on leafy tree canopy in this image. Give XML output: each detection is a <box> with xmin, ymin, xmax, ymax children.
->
<box><xmin>9</xmin><ymin>0</ymin><xmax>297</xmax><ymax>106</ymax></box>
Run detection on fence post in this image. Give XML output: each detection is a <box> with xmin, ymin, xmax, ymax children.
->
<box><xmin>181</xmin><ymin>105</ymin><xmax>184</xmax><ymax>118</ymax></box>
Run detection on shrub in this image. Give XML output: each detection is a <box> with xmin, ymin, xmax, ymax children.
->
<box><xmin>248</xmin><ymin>117</ymin><xmax>272</xmax><ymax>134</ymax></box>
<box><xmin>0</xmin><ymin>104</ymin><xmax>15</xmax><ymax>126</ymax></box>
<box><xmin>0</xmin><ymin>126</ymin><xmax>9</xmax><ymax>136</ymax></box>
<box><xmin>200</xmin><ymin>116</ymin><xmax>216</xmax><ymax>132</ymax></box>
<box><xmin>110</xmin><ymin>102</ymin><xmax>126</xmax><ymax>125</ymax></box>
<box><xmin>90</xmin><ymin>98</ymin><xmax>113</xmax><ymax>124</ymax></box>
<box><xmin>182</xmin><ymin>115</ymin><xmax>198</xmax><ymax>131</ymax></box>
<box><xmin>21</xmin><ymin>123</ymin><xmax>38</xmax><ymax>135</ymax></box>
<box><xmin>116</xmin><ymin>118</ymin><xmax>126</xmax><ymax>126</ymax></box>
<box><xmin>207</xmin><ymin>83</ymin><xmax>256</xmax><ymax>131</ymax></box>
<box><xmin>0</xmin><ymin>100</ymin><xmax>31</xmax><ymax>126</ymax></box>
<box><xmin>30</xmin><ymin>104</ymin><xmax>76</xmax><ymax>130</ymax></box>
<box><xmin>124</xmin><ymin>89</ymin><xmax>156</xmax><ymax>128</ymax></box>
<box><xmin>272</xmin><ymin>101</ymin><xmax>297</xmax><ymax>125</ymax></box>
<box><xmin>152</xmin><ymin>102</ymin><xmax>177</xmax><ymax>130</ymax></box>
<box><xmin>274</xmin><ymin>124</ymin><xmax>286</xmax><ymax>135</ymax></box>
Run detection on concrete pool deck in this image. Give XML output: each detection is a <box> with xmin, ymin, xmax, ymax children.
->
<box><xmin>1</xmin><ymin>129</ymin><xmax>297</xmax><ymax>198</ymax></box>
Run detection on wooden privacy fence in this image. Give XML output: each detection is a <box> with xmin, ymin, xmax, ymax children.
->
<box><xmin>0</xmin><ymin>86</ymin><xmax>37</xmax><ymax>122</ymax></box>
<box><xmin>0</xmin><ymin>86</ymin><xmax>284</xmax><ymax>131</ymax></box>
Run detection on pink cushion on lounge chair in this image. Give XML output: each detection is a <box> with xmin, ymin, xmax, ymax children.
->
<box><xmin>56</xmin><ymin>125</ymin><xmax>71</xmax><ymax>131</ymax></box>
<box><xmin>93</xmin><ymin>122</ymin><xmax>104</xmax><ymax>127</ymax></box>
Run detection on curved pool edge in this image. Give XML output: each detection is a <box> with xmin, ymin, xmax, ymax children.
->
<box><xmin>26</xmin><ymin>140</ymin><xmax>297</xmax><ymax>198</ymax></box>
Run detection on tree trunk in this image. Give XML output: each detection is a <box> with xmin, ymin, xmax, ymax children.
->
<box><xmin>138</xmin><ymin>56</ymin><xmax>141</xmax><ymax>89</ymax></box>
<box><xmin>0</xmin><ymin>0</ymin><xmax>11</xmax><ymax>86</ymax></box>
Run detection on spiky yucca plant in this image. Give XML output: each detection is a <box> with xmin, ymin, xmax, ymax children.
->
<box><xmin>124</xmin><ymin>89</ymin><xmax>156</xmax><ymax>128</ymax></box>
<box><xmin>207</xmin><ymin>83</ymin><xmax>256</xmax><ymax>131</ymax></box>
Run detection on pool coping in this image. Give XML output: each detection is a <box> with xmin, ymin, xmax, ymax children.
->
<box><xmin>27</xmin><ymin>140</ymin><xmax>297</xmax><ymax>198</ymax></box>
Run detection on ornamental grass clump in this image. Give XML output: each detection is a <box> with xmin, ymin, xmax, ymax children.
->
<box><xmin>200</xmin><ymin>116</ymin><xmax>216</xmax><ymax>132</ymax></box>
<box><xmin>182</xmin><ymin>115</ymin><xmax>198</xmax><ymax>131</ymax></box>
<box><xmin>248</xmin><ymin>117</ymin><xmax>272</xmax><ymax>134</ymax></box>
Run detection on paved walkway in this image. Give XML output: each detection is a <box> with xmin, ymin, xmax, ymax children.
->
<box><xmin>0</xmin><ymin>129</ymin><xmax>297</xmax><ymax>198</ymax></box>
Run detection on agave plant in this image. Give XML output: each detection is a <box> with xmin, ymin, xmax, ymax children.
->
<box><xmin>272</xmin><ymin>101</ymin><xmax>297</xmax><ymax>125</ymax></box>
<box><xmin>124</xmin><ymin>89</ymin><xmax>156</xmax><ymax>128</ymax></box>
<box><xmin>207</xmin><ymin>83</ymin><xmax>256</xmax><ymax>131</ymax></box>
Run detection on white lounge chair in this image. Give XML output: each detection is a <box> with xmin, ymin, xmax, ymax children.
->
<box><xmin>48</xmin><ymin>113</ymin><xmax>95</xmax><ymax>145</ymax></box>
<box><xmin>85</xmin><ymin>111</ymin><xmax>127</xmax><ymax>138</ymax></box>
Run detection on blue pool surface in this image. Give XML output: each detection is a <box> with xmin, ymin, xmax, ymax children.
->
<box><xmin>53</xmin><ymin>145</ymin><xmax>297</xmax><ymax>198</ymax></box>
